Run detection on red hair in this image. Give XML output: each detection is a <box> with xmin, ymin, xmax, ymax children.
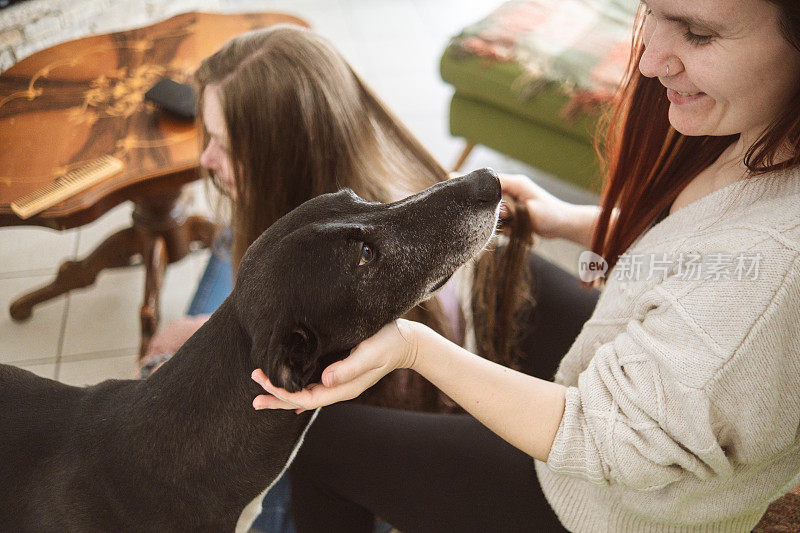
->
<box><xmin>589</xmin><ymin>5</ymin><xmax>800</xmax><ymax>285</ymax></box>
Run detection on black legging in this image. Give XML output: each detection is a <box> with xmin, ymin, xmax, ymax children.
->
<box><xmin>289</xmin><ymin>251</ymin><xmax>601</xmax><ymax>533</ymax></box>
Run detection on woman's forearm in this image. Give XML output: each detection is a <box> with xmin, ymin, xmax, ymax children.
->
<box><xmin>252</xmin><ymin>321</ymin><xmax>567</xmax><ymax>462</ymax></box>
<box><xmin>410</xmin><ymin>327</ymin><xmax>567</xmax><ymax>463</ymax></box>
<box><xmin>559</xmin><ymin>204</ymin><xmax>599</xmax><ymax>248</ymax></box>
<box><xmin>562</xmin><ymin>204</ymin><xmax>599</xmax><ymax>248</ymax></box>
<box><xmin>559</xmin><ymin>204</ymin><xmax>621</xmax><ymax>249</ymax></box>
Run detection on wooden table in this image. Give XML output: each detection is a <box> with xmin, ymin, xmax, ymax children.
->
<box><xmin>0</xmin><ymin>11</ymin><xmax>309</xmax><ymax>358</ymax></box>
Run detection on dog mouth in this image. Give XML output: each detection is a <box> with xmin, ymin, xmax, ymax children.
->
<box><xmin>428</xmin><ymin>272</ymin><xmax>453</xmax><ymax>294</ymax></box>
<box><xmin>424</xmin><ymin>206</ymin><xmax>498</xmax><ymax>296</ymax></box>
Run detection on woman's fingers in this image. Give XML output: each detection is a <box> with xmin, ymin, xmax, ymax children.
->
<box><xmin>251</xmin><ymin>368</ymin><xmax>270</xmax><ymax>387</ymax></box>
<box><xmin>321</xmin><ymin>344</ymin><xmax>382</xmax><ymax>387</ymax></box>
<box><xmin>498</xmin><ymin>173</ymin><xmax>535</xmax><ymax>199</ymax></box>
<box><xmin>251</xmin><ymin>371</ymin><xmax>312</xmax><ymax>406</ymax></box>
<box><xmin>250</xmin><ymin>368</ymin><xmax>373</xmax><ymax>410</ymax></box>
<box><xmin>252</xmin><ymin>392</ymin><xmax>309</xmax><ymax>414</ymax></box>
<box><xmin>252</xmin><ymin>393</ymin><xmax>300</xmax><ymax>410</ymax></box>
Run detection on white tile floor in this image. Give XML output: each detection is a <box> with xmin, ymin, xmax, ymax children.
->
<box><xmin>0</xmin><ymin>0</ymin><xmax>598</xmax><ymax>386</ymax></box>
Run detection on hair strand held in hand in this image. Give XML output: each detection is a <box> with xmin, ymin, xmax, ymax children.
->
<box><xmin>471</xmin><ymin>199</ymin><xmax>535</xmax><ymax>371</ymax></box>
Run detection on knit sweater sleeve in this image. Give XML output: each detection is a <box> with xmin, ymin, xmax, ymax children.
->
<box><xmin>544</xmin><ymin>245</ymin><xmax>799</xmax><ymax>491</ymax></box>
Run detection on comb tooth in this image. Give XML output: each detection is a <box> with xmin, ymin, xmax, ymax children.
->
<box><xmin>11</xmin><ymin>156</ymin><xmax>125</xmax><ymax>220</ymax></box>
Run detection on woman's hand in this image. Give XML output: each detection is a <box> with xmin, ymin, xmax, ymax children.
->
<box><xmin>499</xmin><ymin>173</ymin><xmax>574</xmax><ymax>241</ymax></box>
<box><xmin>251</xmin><ymin>319</ymin><xmax>424</xmax><ymax>413</ymax></box>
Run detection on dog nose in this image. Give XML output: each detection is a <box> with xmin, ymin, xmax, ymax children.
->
<box><xmin>462</xmin><ymin>167</ymin><xmax>501</xmax><ymax>204</ymax></box>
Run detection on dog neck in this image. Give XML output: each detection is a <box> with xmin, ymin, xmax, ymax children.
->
<box><xmin>105</xmin><ymin>298</ymin><xmax>314</xmax><ymax>525</ymax></box>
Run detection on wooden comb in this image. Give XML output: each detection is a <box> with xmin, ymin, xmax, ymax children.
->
<box><xmin>11</xmin><ymin>155</ymin><xmax>124</xmax><ymax>220</ymax></box>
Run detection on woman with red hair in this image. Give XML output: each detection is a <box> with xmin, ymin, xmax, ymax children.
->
<box><xmin>253</xmin><ymin>1</ymin><xmax>800</xmax><ymax>530</ymax></box>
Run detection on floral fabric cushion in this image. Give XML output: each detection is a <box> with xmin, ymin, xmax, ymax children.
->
<box><xmin>451</xmin><ymin>0</ymin><xmax>639</xmax><ymax>105</ymax></box>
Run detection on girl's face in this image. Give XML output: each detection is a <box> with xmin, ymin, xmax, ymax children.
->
<box><xmin>638</xmin><ymin>0</ymin><xmax>800</xmax><ymax>145</ymax></box>
<box><xmin>199</xmin><ymin>84</ymin><xmax>236</xmax><ymax>196</ymax></box>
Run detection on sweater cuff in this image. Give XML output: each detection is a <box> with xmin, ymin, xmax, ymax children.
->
<box><xmin>545</xmin><ymin>386</ymin><xmax>608</xmax><ymax>485</ymax></box>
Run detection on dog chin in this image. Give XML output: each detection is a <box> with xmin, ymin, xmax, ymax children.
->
<box><xmin>270</xmin><ymin>364</ymin><xmax>302</xmax><ymax>393</ymax></box>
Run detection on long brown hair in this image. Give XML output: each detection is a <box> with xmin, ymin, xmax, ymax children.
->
<box><xmin>590</xmin><ymin>2</ymin><xmax>800</xmax><ymax>280</ymax></box>
<box><xmin>194</xmin><ymin>25</ymin><xmax>445</xmax><ymax>268</ymax></box>
<box><xmin>471</xmin><ymin>200</ymin><xmax>534</xmax><ymax>372</ymax></box>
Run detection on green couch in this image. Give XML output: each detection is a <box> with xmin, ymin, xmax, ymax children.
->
<box><xmin>440</xmin><ymin>0</ymin><xmax>639</xmax><ymax>193</ymax></box>
<box><xmin>441</xmin><ymin>46</ymin><xmax>601</xmax><ymax>192</ymax></box>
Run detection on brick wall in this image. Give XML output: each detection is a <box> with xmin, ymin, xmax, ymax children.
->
<box><xmin>0</xmin><ymin>0</ymin><xmax>222</xmax><ymax>72</ymax></box>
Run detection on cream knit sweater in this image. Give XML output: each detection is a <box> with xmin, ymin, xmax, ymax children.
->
<box><xmin>536</xmin><ymin>166</ymin><xmax>800</xmax><ymax>532</ymax></box>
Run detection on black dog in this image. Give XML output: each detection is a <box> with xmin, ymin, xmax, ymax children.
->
<box><xmin>0</xmin><ymin>169</ymin><xmax>501</xmax><ymax>531</ymax></box>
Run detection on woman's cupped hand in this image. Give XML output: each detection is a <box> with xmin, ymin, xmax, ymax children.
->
<box><xmin>251</xmin><ymin>319</ymin><xmax>423</xmax><ymax>414</ymax></box>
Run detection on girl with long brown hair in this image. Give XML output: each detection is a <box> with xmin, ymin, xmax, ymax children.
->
<box><xmin>194</xmin><ymin>27</ymin><xmax>445</xmax><ymax>271</ymax></box>
<box><xmin>254</xmin><ymin>1</ymin><xmax>800</xmax><ymax>531</ymax></box>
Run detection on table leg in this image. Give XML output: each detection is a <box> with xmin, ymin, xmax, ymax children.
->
<box><xmin>9</xmin><ymin>190</ymin><xmax>218</xmax><ymax>360</ymax></box>
<box><xmin>9</xmin><ymin>226</ymin><xmax>144</xmax><ymax>320</ymax></box>
<box><xmin>131</xmin><ymin>191</ymin><xmax>216</xmax><ymax>358</ymax></box>
<box><xmin>140</xmin><ymin>236</ymin><xmax>167</xmax><ymax>359</ymax></box>
<box><xmin>453</xmin><ymin>141</ymin><xmax>476</xmax><ymax>172</ymax></box>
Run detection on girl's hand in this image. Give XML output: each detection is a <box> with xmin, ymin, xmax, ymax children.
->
<box><xmin>250</xmin><ymin>319</ymin><xmax>423</xmax><ymax>413</ymax></box>
<box><xmin>499</xmin><ymin>173</ymin><xmax>575</xmax><ymax>241</ymax></box>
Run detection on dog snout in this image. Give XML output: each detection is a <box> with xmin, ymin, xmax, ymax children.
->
<box><xmin>461</xmin><ymin>167</ymin><xmax>501</xmax><ymax>205</ymax></box>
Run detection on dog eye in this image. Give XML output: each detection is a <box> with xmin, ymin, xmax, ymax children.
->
<box><xmin>359</xmin><ymin>244</ymin><xmax>374</xmax><ymax>266</ymax></box>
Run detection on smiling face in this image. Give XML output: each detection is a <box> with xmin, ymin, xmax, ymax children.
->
<box><xmin>638</xmin><ymin>0</ymin><xmax>800</xmax><ymax>144</ymax></box>
<box><xmin>199</xmin><ymin>84</ymin><xmax>236</xmax><ymax>196</ymax></box>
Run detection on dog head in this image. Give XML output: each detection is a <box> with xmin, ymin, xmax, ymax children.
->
<box><xmin>233</xmin><ymin>168</ymin><xmax>501</xmax><ymax>392</ymax></box>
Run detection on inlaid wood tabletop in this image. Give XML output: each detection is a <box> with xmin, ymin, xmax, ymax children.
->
<box><xmin>0</xmin><ymin>11</ymin><xmax>308</xmax><ymax>228</ymax></box>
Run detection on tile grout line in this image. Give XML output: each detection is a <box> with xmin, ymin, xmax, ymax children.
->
<box><xmin>59</xmin><ymin>346</ymin><xmax>140</xmax><ymax>364</ymax></box>
<box><xmin>0</xmin><ymin>268</ymin><xmax>62</xmax><ymax>280</ymax></box>
<box><xmin>54</xmin><ymin>292</ymin><xmax>69</xmax><ymax>382</ymax></box>
<box><xmin>55</xmin><ymin>227</ymin><xmax>82</xmax><ymax>382</ymax></box>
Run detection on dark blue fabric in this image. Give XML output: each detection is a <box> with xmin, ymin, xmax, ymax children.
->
<box><xmin>251</xmin><ymin>473</ymin><xmax>296</xmax><ymax>533</ymax></box>
<box><xmin>187</xmin><ymin>227</ymin><xmax>233</xmax><ymax>316</ymax></box>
